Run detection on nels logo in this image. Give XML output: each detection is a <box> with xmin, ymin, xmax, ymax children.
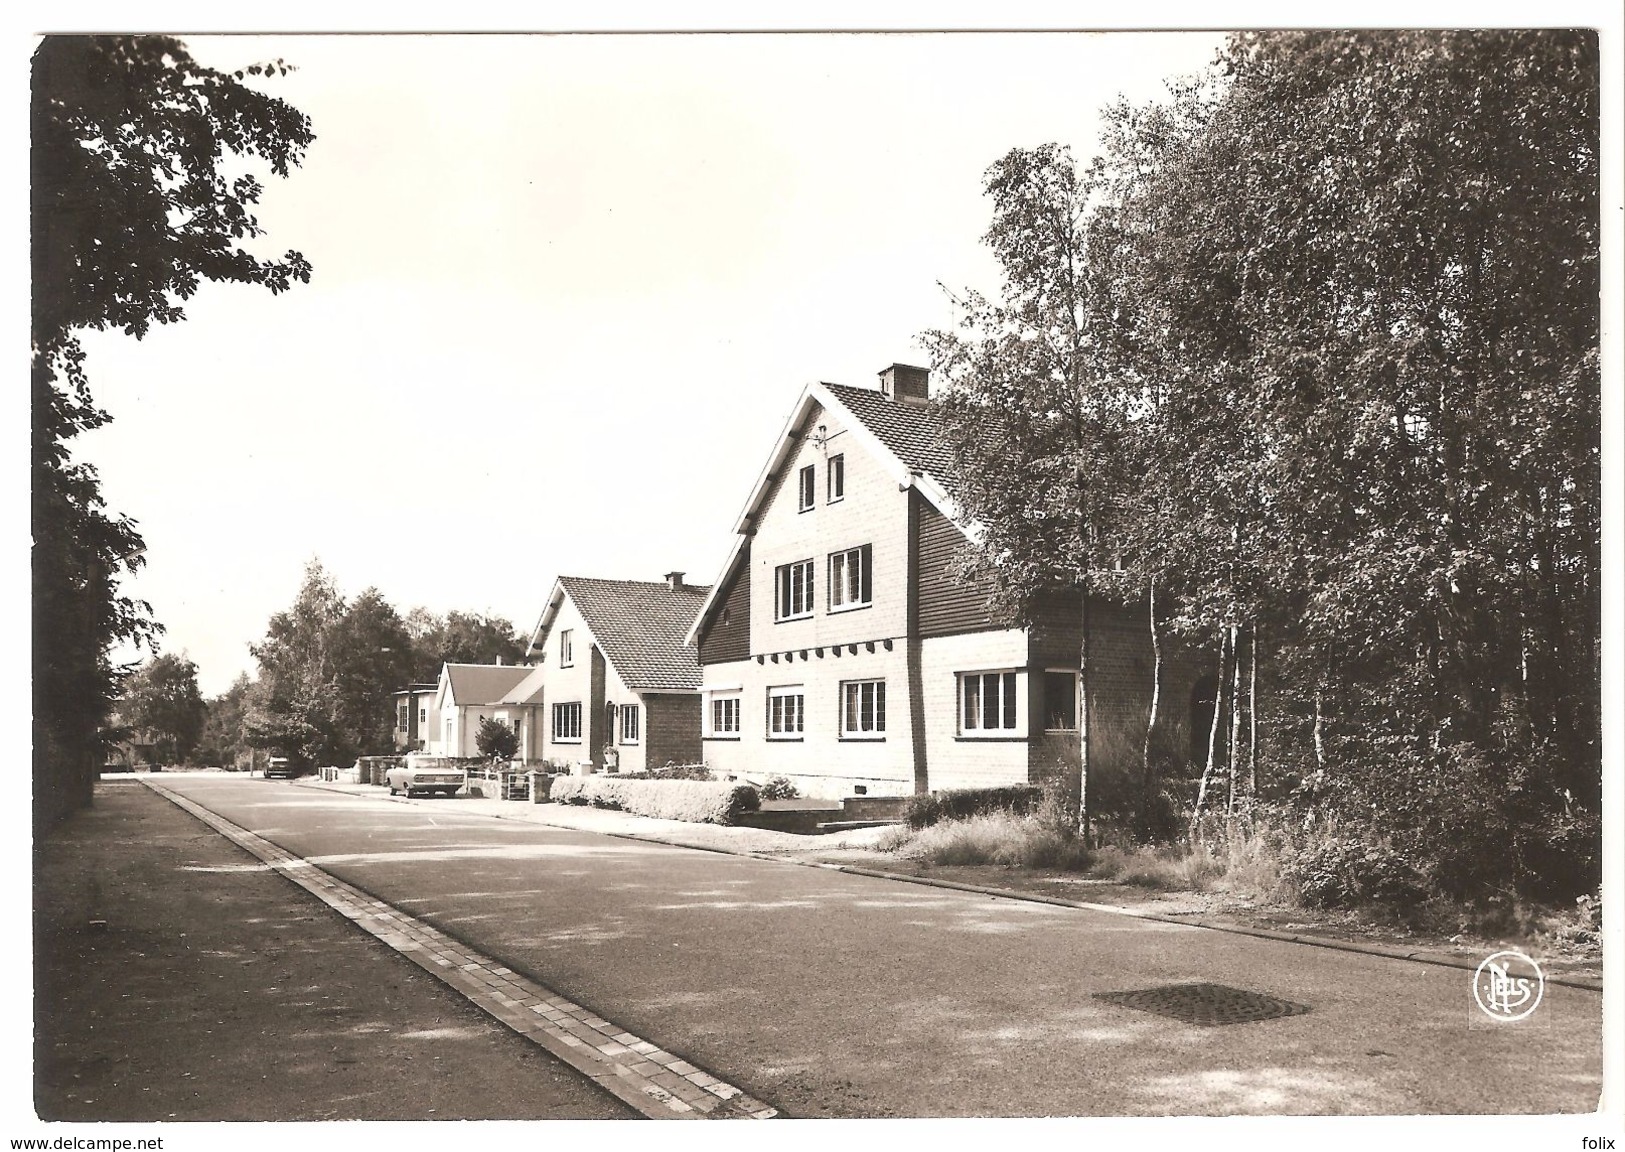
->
<box><xmin>1473</xmin><ymin>950</ymin><xmax>1544</xmax><ymax>1022</ymax></box>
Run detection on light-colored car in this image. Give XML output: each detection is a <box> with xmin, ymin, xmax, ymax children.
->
<box><xmin>385</xmin><ymin>764</ymin><xmax>467</xmax><ymax>798</ymax></box>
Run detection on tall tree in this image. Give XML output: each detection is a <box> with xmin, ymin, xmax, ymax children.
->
<box><xmin>327</xmin><ymin>589</ymin><xmax>416</xmax><ymax>756</ymax></box>
<box><xmin>244</xmin><ymin>560</ymin><xmax>345</xmax><ymax>765</ymax></box>
<box><xmin>407</xmin><ymin>610</ymin><xmax>526</xmax><ymax>683</ymax></box>
<box><xmin>924</xmin><ymin>144</ymin><xmax>1138</xmax><ymax>837</ymax></box>
<box><xmin>198</xmin><ymin>672</ymin><xmax>255</xmax><ymax>768</ymax></box>
<box><xmin>117</xmin><ymin>653</ymin><xmax>207</xmax><ymax>765</ymax></box>
<box><xmin>31</xmin><ymin>36</ymin><xmax>312</xmax><ymax>828</ymax></box>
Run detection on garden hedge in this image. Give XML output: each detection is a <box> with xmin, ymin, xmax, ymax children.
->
<box><xmin>547</xmin><ymin>776</ymin><xmax>760</xmax><ymax>824</ymax></box>
<box><xmin>904</xmin><ymin>785</ymin><xmax>1045</xmax><ymax>829</ymax></box>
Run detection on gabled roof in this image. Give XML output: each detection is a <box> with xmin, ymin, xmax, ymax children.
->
<box><xmin>497</xmin><ymin>665</ymin><xmax>547</xmax><ymax>705</ymax></box>
<box><xmin>821</xmin><ymin>382</ymin><xmax>958</xmax><ymax>486</ymax></box>
<box><xmin>443</xmin><ymin>663</ymin><xmax>532</xmax><ymax>707</ymax></box>
<box><xmin>531</xmin><ymin>577</ymin><xmax>712</xmax><ymax>692</ymax></box>
<box><xmin>684</xmin><ymin>376</ymin><xmax>966</xmax><ymax>647</ymax></box>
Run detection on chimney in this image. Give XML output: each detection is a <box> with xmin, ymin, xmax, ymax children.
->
<box><xmin>878</xmin><ymin>363</ymin><xmax>930</xmax><ymax>406</ymax></box>
<box><xmin>664</xmin><ymin>571</ymin><xmax>686</xmax><ymax>592</ymax></box>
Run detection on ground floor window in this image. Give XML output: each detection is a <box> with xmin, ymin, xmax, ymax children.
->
<box><xmin>552</xmin><ymin>701</ymin><xmax>582</xmax><ymax>742</ymax></box>
<box><xmin>1043</xmin><ymin>669</ymin><xmax>1078</xmax><ymax>731</ymax></box>
<box><xmin>840</xmin><ymin>679</ymin><xmax>886</xmax><ymax>738</ymax></box>
<box><xmin>961</xmin><ymin>670</ymin><xmax>1019</xmax><ymax>734</ymax></box>
<box><xmin>767</xmin><ymin>686</ymin><xmax>804</xmax><ymax>738</ymax></box>
<box><xmin>707</xmin><ymin>691</ymin><xmax>741</xmax><ymax>737</ymax></box>
<box><xmin>620</xmin><ymin>703</ymin><xmax>640</xmax><ymax>744</ymax></box>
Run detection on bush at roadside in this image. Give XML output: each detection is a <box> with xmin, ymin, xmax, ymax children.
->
<box><xmin>547</xmin><ymin>776</ymin><xmax>759</xmax><ymax>824</ymax></box>
<box><xmin>905</xmin><ymin>785</ymin><xmax>1043</xmax><ymax>829</ymax></box>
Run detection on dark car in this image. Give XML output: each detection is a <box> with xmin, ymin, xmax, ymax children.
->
<box><xmin>264</xmin><ymin>756</ymin><xmax>298</xmax><ymax>779</ymax></box>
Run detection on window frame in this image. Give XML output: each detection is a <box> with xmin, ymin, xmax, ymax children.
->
<box><xmin>559</xmin><ymin>628</ymin><xmax>574</xmax><ymax>667</ymax></box>
<box><xmin>774</xmin><ymin>558</ymin><xmax>815</xmax><ymax>621</ymax></box>
<box><xmin>1042</xmin><ymin>668</ymin><xmax>1079</xmax><ymax>732</ymax></box>
<box><xmin>766</xmin><ymin>685</ymin><xmax>805</xmax><ymax>740</ymax></box>
<box><xmin>838</xmin><ymin>678</ymin><xmax>887</xmax><ymax>740</ymax></box>
<box><xmin>797</xmin><ymin>464</ymin><xmax>816</xmax><ymax>512</ymax></box>
<box><xmin>959</xmin><ymin>669</ymin><xmax>1022</xmax><ymax>737</ymax></box>
<box><xmin>551</xmin><ymin>701</ymin><xmax>582</xmax><ymax>743</ymax></box>
<box><xmin>828</xmin><ymin>543</ymin><xmax>873</xmax><ymax>613</ymax></box>
<box><xmin>705</xmin><ymin>690</ymin><xmax>742</xmax><ymax>739</ymax></box>
<box><xmin>827</xmin><ymin>454</ymin><xmax>845</xmax><ymax>503</ymax></box>
<box><xmin>620</xmin><ymin>702</ymin><xmax>641</xmax><ymax>745</ymax></box>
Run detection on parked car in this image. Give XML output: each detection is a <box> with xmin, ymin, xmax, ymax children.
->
<box><xmin>264</xmin><ymin>756</ymin><xmax>298</xmax><ymax>779</ymax></box>
<box><xmin>384</xmin><ymin>763</ymin><xmax>467</xmax><ymax>798</ymax></box>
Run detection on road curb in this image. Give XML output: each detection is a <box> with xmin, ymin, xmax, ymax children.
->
<box><xmin>294</xmin><ymin>778</ymin><xmax>1603</xmax><ymax>994</ymax></box>
<box><xmin>143</xmin><ymin>778</ymin><xmax>780</xmax><ymax>1120</ymax></box>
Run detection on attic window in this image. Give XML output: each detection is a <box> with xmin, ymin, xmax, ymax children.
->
<box><xmin>560</xmin><ymin>629</ymin><xmax>574</xmax><ymax>667</ymax></box>
<box><xmin>798</xmin><ymin>464</ymin><xmax>815</xmax><ymax>512</ymax></box>
<box><xmin>828</xmin><ymin>454</ymin><xmax>845</xmax><ymax>502</ymax></box>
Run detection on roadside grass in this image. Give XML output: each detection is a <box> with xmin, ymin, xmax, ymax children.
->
<box><xmin>898</xmin><ymin>810</ymin><xmax>1094</xmax><ymax>870</ymax></box>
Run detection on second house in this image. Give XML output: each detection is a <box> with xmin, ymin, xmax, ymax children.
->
<box><xmin>525</xmin><ymin>573</ymin><xmax>711</xmax><ymax>773</ymax></box>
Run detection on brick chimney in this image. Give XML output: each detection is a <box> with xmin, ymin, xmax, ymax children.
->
<box><xmin>664</xmin><ymin>571</ymin><xmax>686</xmax><ymax>592</ymax></box>
<box><xmin>878</xmin><ymin>363</ymin><xmax>930</xmax><ymax>406</ymax></box>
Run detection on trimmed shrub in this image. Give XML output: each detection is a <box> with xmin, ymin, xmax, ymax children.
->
<box><xmin>905</xmin><ymin>785</ymin><xmax>1043</xmax><ymax>830</ymax></box>
<box><xmin>546</xmin><ymin>776</ymin><xmax>760</xmax><ymax>824</ymax></box>
<box><xmin>622</xmin><ymin>762</ymin><xmax>713</xmax><ymax>782</ymax></box>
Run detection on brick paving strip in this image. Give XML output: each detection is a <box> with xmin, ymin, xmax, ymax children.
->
<box><xmin>141</xmin><ymin>778</ymin><xmax>778</xmax><ymax>1121</ymax></box>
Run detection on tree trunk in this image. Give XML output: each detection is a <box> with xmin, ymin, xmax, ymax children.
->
<box><xmin>1078</xmin><ymin>581</ymin><xmax>1092</xmax><ymax>847</ymax></box>
<box><xmin>1189</xmin><ymin>629</ymin><xmax>1228</xmax><ymax>840</ymax></box>
<box><xmin>1140</xmin><ymin>578</ymin><xmax>1161</xmax><ymax>840</ymax></box>
<box><xmin>1247</xmin><ymin>624</ymin><xmax>1258</xmax><ymax>796</ymax></box>
<box><xmin>1313</xmin><ymin>682</ymin><xmax>1326</xmax><ymax>773</ymax></box>
<box><xmin>1227</xmin><ymin>623</ymin><xmax>1242</xmax><ymax>819</ymax></box>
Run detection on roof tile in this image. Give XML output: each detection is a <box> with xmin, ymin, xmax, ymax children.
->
<box><xmin>558</xmin><ymin>577</ymin><xmax>711</xmax><ymax>692</ymax></box>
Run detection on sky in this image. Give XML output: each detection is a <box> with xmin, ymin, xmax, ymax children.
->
<box><xmin>68</xmin><ymin>30</ymin><xmax>1237</xmax><ymax>696</ymax></box>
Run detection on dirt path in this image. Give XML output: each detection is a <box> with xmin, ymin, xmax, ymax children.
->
<box><xmin>32</xmin><ymin>779</ymin><xmax>637</xmax><ymax>1121</ymax></box>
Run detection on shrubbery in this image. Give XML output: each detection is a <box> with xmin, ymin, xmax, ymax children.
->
<box><xmin>905</xmin><ymin>785</ymin><xmax>1044</xmax><ymax>829</ymax></box>
<box><xmin>547</xmin><ymin>776</ymin><xmax>759</xmax><ymax>824</ymax></box>
<box><xmin>621</xmin><ymin>762</ymin><xmax>713</xmax><ymax>781</ymax></box>
<box><xmin>758</xmin><ymin>775</ymin><xmax>800</xmax><ymax>801</ymax></box>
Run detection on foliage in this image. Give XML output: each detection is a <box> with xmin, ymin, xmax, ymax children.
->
<box><xmin>896</xmin><ymin>810</ymin><xmax>1094</xmax><ymax>871</ymax></box>
<box><xmin>926</xmin><ymin>30</ymin><xmax>1600</xmax><ymax>904</ymax></box>
<box><xmin>547</xmin><ymin>777</ymin><xmax>760</xmax><ymax>825</ymax></box>
<box><xmin>904</xmin><ymin>785</ymin><xmax>1044</xmax><ymax>830</ymax></box>
<box><xmin>757</xmin><ymin>775</ymin><xmax>800</xmax><ymax>800</ymax></box>
<box><xmin>196</xmin><ymin>672</ymin><xmax>254</xmax><ymax>767</ymax></box>
<box><xmin>31</xmin><ymin>36</ymin><xmax>312</xmax><ymax>828</ymax></box>
<box><xmin>117</xmin><ymin>653</ymin><xmax>207</xmax><ymax>764</ymax></box>
<box><xmin>622</xmin><ymin>763</ymin><xmax>714</xmax><ymax>782</ymax></box>
<box><xmin>406</xmin><ymin>609</ymin><xmax>527</xmax><ymax>683</ymax></box>
<box><xmin>475</xmin><ymin>716</ymin><xmax>519</xmax><ymax>761</ymax></box>
<box><xmin>1280</xmin><ymin>832</ymin><xmax>1432</xmax><ymax>910</ymax></box>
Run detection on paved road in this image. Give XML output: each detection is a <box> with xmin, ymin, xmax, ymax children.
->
<box><xmin>158</xmin><ymin>775</ymin><xmax>1603</xmax><ymax>1118</ymax></box>
<box><xmin>33</xmin><ymin>780</ymin><xmax>636</xmax><ymax>1121</ymax></box>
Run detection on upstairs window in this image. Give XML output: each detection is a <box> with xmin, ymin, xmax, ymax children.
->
<box><xmin>961</xmin><ymin>671</ymin><xmax>1019</xmax><ymax>734</ymax></box>
<box><xmin>775</xmin><ymin>559</ymin><xmax>815</xmax><ymax>621</ymax></box>
<box><xmin>829</xmin><ymin>544</ymin><xmax>873</xmax><ymax>611</ymax></box>
<box><xmin>560</xmin><ymin>628</ymin><xmax>574</xmax><ymax>667</ymax></box>
<box><xmin>798</xmin><ymin>464</ymin><xmax>816</xmax><ymax>512</ymax></box>
<box><xmin>828</xmin><ymin>454</ymin><xmax>845</xmax><ymax>502</ymax></box>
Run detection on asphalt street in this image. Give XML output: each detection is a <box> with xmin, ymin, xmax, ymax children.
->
<box><xmin>155</xmin><ymin>774</ymin><xmax>1603</xmax><ymax>1118</ymax></box>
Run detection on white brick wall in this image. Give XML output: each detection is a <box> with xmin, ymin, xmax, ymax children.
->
<box><xmin>920</xmin><ymin>629</ymin><xmax>1033</xmax><ymax>790</ymax></box>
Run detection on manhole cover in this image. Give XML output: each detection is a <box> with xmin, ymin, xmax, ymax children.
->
<box><xmin>1094</xmin><ymin>982</ymin><xmax>1311</xmax><ymax>1026</ymax></box>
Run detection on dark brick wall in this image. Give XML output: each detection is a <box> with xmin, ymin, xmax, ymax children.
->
<box><xmin>643</xmin><ymin>693</ymin><xmax>702</xmax><ymax>767</ymax></box>
<box><xmin>1026</xmin><ymin>592</ymin><xmax>1208</xmax><ymax>783</ymax></box>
